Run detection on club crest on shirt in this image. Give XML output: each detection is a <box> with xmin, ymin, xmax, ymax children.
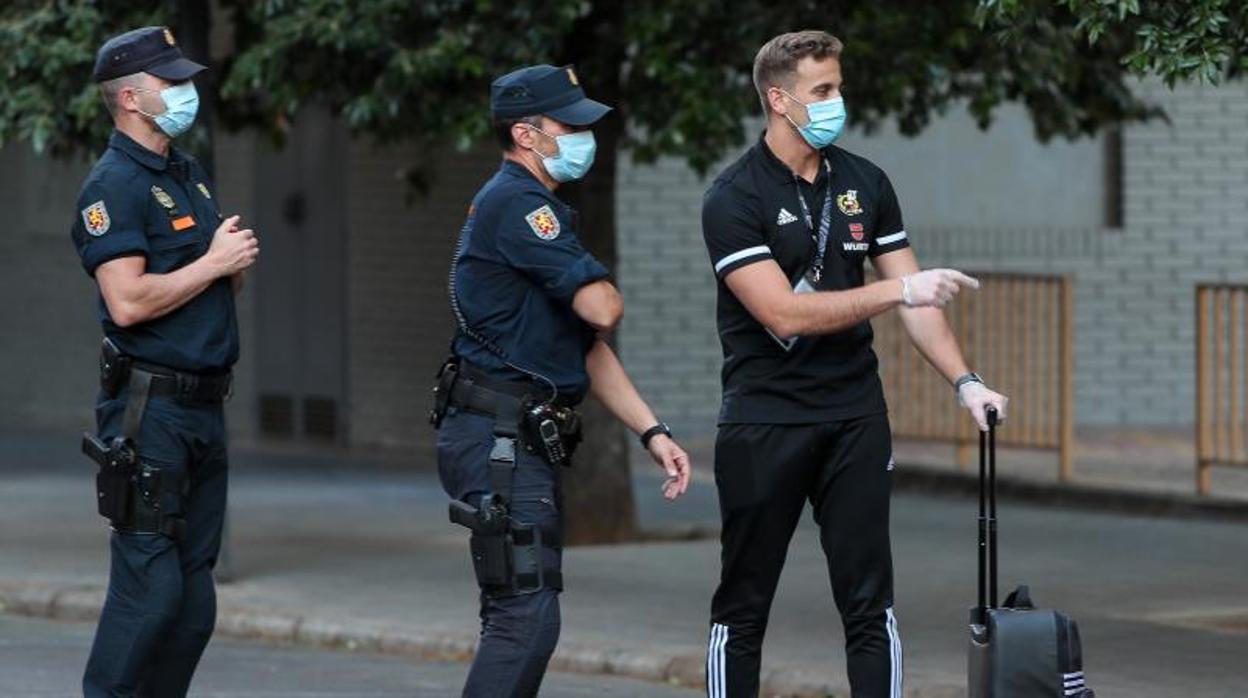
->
<box><xmin>837</xmin><ymin>189</ymin><xmax>863</xmax><ymax>216</ymax></box>
<box><xmin>82</xmin><ymin>201</ymin><xmax>110</xmax><ymax>237</ymax></box>
<box><xmin>525</xmin><ymin>204</ymin><xmax>561</xmax><ymax>241</ymax></box>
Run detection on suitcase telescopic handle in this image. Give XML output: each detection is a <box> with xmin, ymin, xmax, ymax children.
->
<box><xmin>977</xmin><ymin>407</ymin><xmax>1000</xmax><ymax>617</ymax></box>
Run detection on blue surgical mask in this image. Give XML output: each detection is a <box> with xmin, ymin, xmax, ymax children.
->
<box><xmin>136</xmin><ymin>82</ymin><xmax>200</xmax><ymax>138</ymax></box>
<box><xmin>782</xmin><ymin>90</ymin><xmax>846</xmax><ymax>149</ymax></box>
<box><xmin>530</xmin><ymin>128</ymin><xmax>597</xmax><ymax>182</ymax></box>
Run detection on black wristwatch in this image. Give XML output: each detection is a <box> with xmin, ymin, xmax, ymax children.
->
<box><xmin>954</xmin><ymin>372</ymin><xmax>984</xmax><ymax>393</ymax></box>
<box><xmin>639</xmin><ymin>422</ymin><xmax>673</xmax><ymax>449</ymax></box>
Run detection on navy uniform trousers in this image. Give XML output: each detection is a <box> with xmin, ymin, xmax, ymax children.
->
<box><xmin>82</xmin><ymin>389</ymin><xmax>228</xmax><ymax>698</ymax></box>
<box><xmin>436</xmin><ymin>407</ymin><xmax>564</xmax><ymax>698</ymax></box>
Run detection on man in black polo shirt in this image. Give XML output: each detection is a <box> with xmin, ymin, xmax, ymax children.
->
<box><xmin>701</xmin><ymin>30</ymin><xmax>1009</xmax><ymax>698</ymax></box>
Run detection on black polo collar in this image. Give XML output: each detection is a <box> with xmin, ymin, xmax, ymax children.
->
<box><xmin>755</xmin><ymin>132</ymin><xmax>836</xmax><ymax>184</ymax></box>
<box><xmin>109</xmin><ymin>130</ymin><xmax>176</xmax><ymax>172</ymax></box>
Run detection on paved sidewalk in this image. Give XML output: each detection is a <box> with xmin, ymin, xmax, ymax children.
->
<box><xmin>891</xmin><ymin>426</ymin><xmax>1248</xmax><ymax>503</ymax></box>
<box><xmin>2</xmin><ymin>429</ymin><xmax>1247</xmax><ymax>696</ymax></box>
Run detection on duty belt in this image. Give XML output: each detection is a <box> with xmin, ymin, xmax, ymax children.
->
<box><xmin>126</xmin><ymin>361</ymin><xmax>233</xmax><ymax>402</ymax></box>
<box><xmin>447</xmin><ymin>363</ymin><xmax>546</xmax><ymax>422</ymax></box>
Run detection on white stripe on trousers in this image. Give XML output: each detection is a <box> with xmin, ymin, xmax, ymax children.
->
<box><xmin>706</xmin><ymin>623</ymin><xmax>728</xmax><ymax>698</ymax></box>
<box><xmin>707</xmin><ymin>615</ymin><xmax>899</xmax><ymax>696</ymax></box>
<box><xmin>885</xmin><ymin>608</ymin><xmax>903</xmax><ymax>698</ymax></box>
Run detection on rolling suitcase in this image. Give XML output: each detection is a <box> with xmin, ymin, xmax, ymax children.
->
<box><xmin>968</xmin><ymin>408</ymin><xmax>1095</xmax><ymax>698</ymax></box>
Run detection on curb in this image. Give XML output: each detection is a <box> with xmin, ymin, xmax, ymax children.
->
<box><xmin>893</xmin><ymin>465</ymin><xmax>1248</xmax><ymax>523</ymax></box>
<box><xmin>0</xmin><ymin>580</ymin><xmax>965</xmax><ymax>697</ymax></box>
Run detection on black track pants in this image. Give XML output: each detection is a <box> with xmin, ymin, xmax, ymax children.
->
<box><xmin>706</xmin><ymin>414</ymin><xmax>902</xmax><ymax>698</ymax></box>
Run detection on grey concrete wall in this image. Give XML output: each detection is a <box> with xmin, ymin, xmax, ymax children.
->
<box><xmin>213</xmin><ymin>132</ymin><xmax>259</xmax><ymax>440</ymax></box>
<box><xmin>0</xmin><ymin>133</ymin><xmax>257</xmax><ymax>436</ymax></box>
<box><xmin>0</xmin><ymin>147</ymin><xmax>98</xmax><ymax>430</ymax></box>
<box><xmin>840</xmin><ymin>102</ymin><xmax>1109</xmax><ymax>230</ymax></box>
<box><xmin>0</xmin><ymin>133</ymin><xmax>494</xmax><ymax>452</ymax></box>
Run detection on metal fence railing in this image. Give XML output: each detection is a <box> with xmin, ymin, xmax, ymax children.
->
<box><xmin>874</xmin><ymin>272</ymin><xmax>1076</xmax><ymax>480</ymax></box>
<box><xmin>1195</xmin><ymin>284</ymin><xmax>1248</xmax><ymax>495</ymax></box>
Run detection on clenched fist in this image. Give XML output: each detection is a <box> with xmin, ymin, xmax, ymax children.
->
<box><xmin>206</xmin><ymin>215</ymin><xmax>259</xmax><ymax>278</ymax></box>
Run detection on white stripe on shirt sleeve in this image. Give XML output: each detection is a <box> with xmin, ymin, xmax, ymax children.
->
<box><xmin>714</xmin><ymin>245</ymin><xmax>771</xmax><ymax>274</ymax></box>
<box><xmin>875</xmin><ymin>230</ymin><xmax>908</xmax><ymax>247</ymax></box>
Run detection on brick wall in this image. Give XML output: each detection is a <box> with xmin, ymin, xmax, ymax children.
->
<box><xmin>616</xmin><ymin>80</ymin><xmax>1248</xmax><ymax>433</ymax></box>
<box><xmin>345</xmin><ymin>142</ymin><xmax>498</xmax><ymax>449</ymax></box>
<box><xmin>615</xmin><ymin>152</ymin><xmax>727</xmax><ymax>436</ymax></box>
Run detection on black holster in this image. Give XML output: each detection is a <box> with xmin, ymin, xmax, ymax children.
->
<box><xmin>82</xmin><ymin>434</ymin><xmax>137</xmax><ymax>523</ymax></box>
<box><xmin>447</xmin><ymin>422</ymin><xmax>558</xmax><ymax>597</ymax></box>
<box><xmin>81</xmin><ymin>339</ymin><xmax>185</xmax><ymax>539</ymax></box>
<box><xmin>100</xmin><ymin>336</ymin><xmax>131</xmax><ymax>398</ymax></box>
<box><xmin>429</xmin><ymin>357</ymin><xmax>459</xmax><ymax>428</ymax></box>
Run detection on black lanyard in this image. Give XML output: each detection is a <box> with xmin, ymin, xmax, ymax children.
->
<box><xmin>792</xmin><ymin>159</ymin><xmax>833</xmax><ymax>283</ymax></box>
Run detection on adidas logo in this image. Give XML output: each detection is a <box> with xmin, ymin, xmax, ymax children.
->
<box><xmin>776</xmin><ymin>208</ymin><xmax>799</xmax><ymax>225</ymax></box>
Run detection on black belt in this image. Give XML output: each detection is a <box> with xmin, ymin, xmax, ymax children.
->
<box><xmin>128</xmin><ymin>361</ymin><xmax>233</xmax><ymax>402</ymax></box>
<box><xmin>448</xmin><ymin>362</ymin><xmax>557</xmax><ymax>421</ymax></box>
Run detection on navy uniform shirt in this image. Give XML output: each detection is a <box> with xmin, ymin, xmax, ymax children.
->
<box><xmin>451</xmin><ymin>160</ymin><xmax>610</xmax><ymax>401</ymax></box>
<box><xmin>70</xmin><ymin>130</ymin><xmax>239</xmax><ymax>372</ymax></box>
<box><xmin>702</xmin><ymin>136</ymin><xmax>911</xmax><ymax>425</ymax></box>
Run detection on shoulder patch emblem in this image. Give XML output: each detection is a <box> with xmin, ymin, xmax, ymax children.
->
<box><xmin>836</xmin><ymin>189</ymin><xmax>864</xmax><ymax>216</ymax></box>
<box><xmin>151</xmin><ymin>186</ymin><xmax>176</xmax><ymax>210</ymax></box>
<box><xmin>82</xmin><ymin>201</ymin><xmax>111</xmax><ymax>237</ymax></box>
<box><xmin>197</xmin><ymin>182</ymin><xmax>212</xmax><ymax>200</ymax></box>
<box><xmin>525</xmin><ymin>204</ymin><xmax>561</xmax><ymax>241</ymax></box>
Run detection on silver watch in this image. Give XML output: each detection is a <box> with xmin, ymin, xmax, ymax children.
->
<box><xmin>954</xmin><ymin>372</ymin><xmax>984</xmax><ymax>405</ymax></box>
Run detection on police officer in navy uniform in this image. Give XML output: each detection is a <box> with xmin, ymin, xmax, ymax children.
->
<box><xmin>700</xmin><ymin>31</ymin><xmax>1008</xmax><ymax>697</ymax></box>
<box><xmin>431</xmin><ymin>64</ymin><xmax>692</xmax><ymax>696</ymax></box>
<box><xmin>71</xmin><ymin>27</ymin><xmax>258</xmax><ymax>697</ymax></box>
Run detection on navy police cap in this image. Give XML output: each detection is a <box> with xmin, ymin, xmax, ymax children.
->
<box><xmin>490</xmin><ymin>64</ymin><xmax>611</xmax><ymax>126</ymax></box>
<box><xmin>93</xmin><ymin>26</ymin><xmax>206</xmax><ymax>83</ymax></box>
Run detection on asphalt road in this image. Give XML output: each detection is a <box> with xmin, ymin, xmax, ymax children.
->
<box><xmin>4</xmin><ymin>429</ymin><xmax>1247</xmax><ymax>696</ymax></box>
<box><xmin>0</xmin><ymin>613</ymin><xmax>700</xmax><ymax>697</ymax></box>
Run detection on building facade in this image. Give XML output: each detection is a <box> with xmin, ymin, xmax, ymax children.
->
<box><xmin>1</xmin><ymin>79</ymin><xmax>1244</xmax><ymax>451</ymax></box>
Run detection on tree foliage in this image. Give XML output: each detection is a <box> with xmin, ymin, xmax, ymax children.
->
<box><xmin>5</xmin><ymin>0</ymin><xmax>1243</xmax><ymax>169</ymax></box>
<box><xmin>0</xmin><ymin>2</ymin><xmax>155</xmax><ymax>156</ymax></box>
<box><xmin>980</xmin><ymin>0</ymin><xmax>1248</xmax><ymax>87</ymax></box>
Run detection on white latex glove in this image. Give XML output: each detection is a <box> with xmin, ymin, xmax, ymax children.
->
<box><xmin>901</xmin><ymin>269</ymin><xmax>980</xmax><ymax>308</ymax></box>
<box><xmin>959</xmin><ymin>381</ymin><xmax>1009</xmax><ymax>431</ymax></box>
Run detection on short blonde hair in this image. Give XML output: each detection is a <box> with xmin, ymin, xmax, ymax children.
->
<box><xmin>752</xmin><ymin>30</ymin><xmax>843</xmax><ymax>114</ymax></box>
